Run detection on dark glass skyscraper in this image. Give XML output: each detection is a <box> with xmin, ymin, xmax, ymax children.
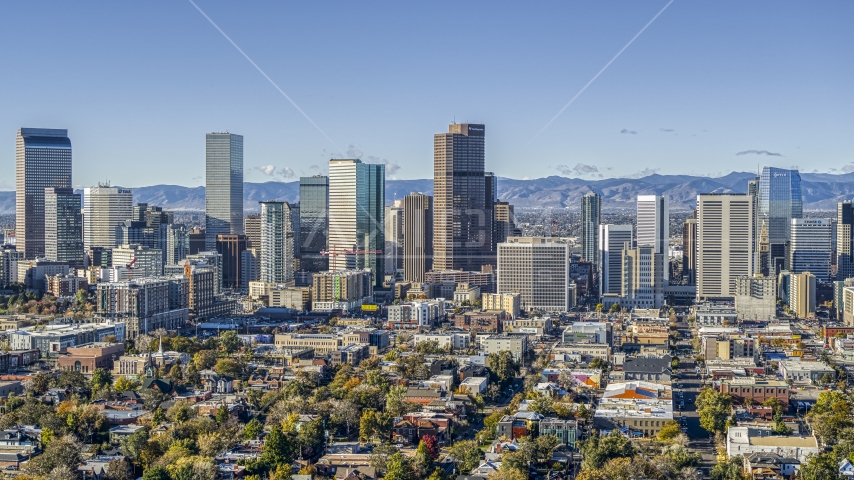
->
<box><xmin>16</xmin><ymin>128</ymin><xmax>72</xmax><ymax>259</ymax></box>
<box><xmin>433</xmin><ymin>123</ymin><xmax>493</xmax><ymax>271</ymax></box>
<box><xmin>205</xmin><ymin>132</ymin><xmax>243</xmax><ymax>250</ymax></box>
<box><xmin>758</xmin><ymin>166</ymin><xmax>802</xmax><ymax>273</ymax></box>
<box><xmin>44</xmin><ymin>187</ymin><xmax>83</xmax><ymax>266</ymax></box>
<box><xmin>580</xmin><ymin>191</ymin><xmax>601</xmax><ymax>264</ymax></box>
<box><xmin>299</xmin><ymin>176</ymin><xmax>329</xmax><ymax>272</ymax></box>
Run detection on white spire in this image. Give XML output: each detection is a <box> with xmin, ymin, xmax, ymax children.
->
<box><xmin>158</xmin><ymin>335</ymin><xmax>163</xmax><ymax>355</ymax></box>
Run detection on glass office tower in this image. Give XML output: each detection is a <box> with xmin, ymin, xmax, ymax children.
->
<box><xmin>15</xmin><ymin>128</ymin><xmax>72</xmax><ymax>259</ymax></box>
<box><xmin>328</xmin><ymin>159</ymin><xmax>384</xmax><ymax>286</ymax></box>
<box><xmin>581</xmin><ymin>191</ymin><xmax>601</xmax><ymax>265</ymax></box>
<box><xmin>205</xmin><ymin>132</ymin><xmax>243</xmax><ymax>250</ymax></box>
<box><xmin>758</xmin><ymin>167</ymin><xmax>802</xmax><ymax>274</ymax></box>
<box><xmin>299</xmin><ymin>176</ymin><xmax>329</xmax><ymax>272</ymax></box>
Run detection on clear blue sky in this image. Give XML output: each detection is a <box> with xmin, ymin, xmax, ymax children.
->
<box><xmin>0</xmin><ymin>1</ymin><xmax>851</xmax><ymax>189</ymax></box>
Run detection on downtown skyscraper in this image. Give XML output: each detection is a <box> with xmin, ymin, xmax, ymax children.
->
<box><xmin>433</xmin><ymin>123</ymin><xmax>493</xmax><ymax>272</ymax></box>
<box><xmin>696</xmin><ymin>194</ymin><xmax>756</xmax><ymax>300</ymax></box>
<box><xmin>637</xmin><ymin>194</ymin><xmax>669</xmax><ymax>282</ymax></box>
<box><xmin>15</xmin><ymin>128</ymin><xmax>72</xmax><ymax>259</ymax></box>
<box><xmin>758</xmin><ymin>166</ymin><xmax>802</xmax><ymax>274</ymax></box>
<box><xmin>205</xmin><ymin>133</ymin><xmax>243</xmax><ymax>250</ymax></box>
<box><xmin>44</xmin><ymin>188</ymin><xmax>83</xmax><ymax>266</ymax></box>
<box><xmin>83</xmin><ymin>185</ymin><xmax>133</xmax><ymax>252</ymax></box>
<box><xmin>580</xmin><ymin>191</ymin><xmax>601</xmax><ymax>264</ymax></box>
<box><xmin>403</xmin><ymin>193</ymin><xmax>433</xmax><ymax>283</ymax></box>
<box><xmin>327</xmin><ymin>159</ymin><xmax>385</xmax><ymax>285</ymax></box>
<box><xmin>298</xmin><ymin>176</ymin><xmax>328</xmax><ymax>273</ymax></box>
<box><xmin>259</xmin><ymin>201</ymin><xmax>294</xmax><ymax>284</ymax></box>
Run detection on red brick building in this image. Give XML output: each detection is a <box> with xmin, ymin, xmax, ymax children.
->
<box><xmin>719</xmin><ymin>377</ymin><xmax>789</xmax><ymax>408</ymax></box>
<box><xmin>452</xmin><ymin>310</ymin><xmax>505</xmax><ymax>333</ymax></box>
<box><xmin>57</xmin><ymin>343</ymin><xmax>125</xmax><ymax>374</ymax></box>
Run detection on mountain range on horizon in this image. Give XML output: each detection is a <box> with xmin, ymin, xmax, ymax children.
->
<box><xmin>1</xmin><ymin>171</ymin><xmax>852</xmax><ymax>214</ymax></box>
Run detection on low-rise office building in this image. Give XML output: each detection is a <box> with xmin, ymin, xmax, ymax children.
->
<box><xmin>274</xmin><ymin>334</ymin><xmax>338</xmax><ymax>355</ymax></box>
<box><xmin>719</xmin><ymin>377</ymin><xmax>789</xmax><ymax>408</ymax></box>
<box><xmin>9</xmin><ymin>321</ymin><xmax>127</xmax><ymax>357</ymax></box>
<box><xmin>478</xmin><ymin>334</ymin><xmax>527</xmax><ymax>362</ymax></box>
<box><xmin>593</xmin><ymin>398</ymin><xmax>673</xmax><ymax>437</ymax></box>
<box><xmin>503</xmin><ymin>317</ymin><xmax>552</xmax><ymax>335</ymax></box>
<box><xmin>414</xmin><ymin>333</ymin><xmax>470</xmax><ymax>351</ymax></box>
<box><xmin>779</xmin><ymin>361</ymin><xmax>835</xmax><ymax>384</ymax></box>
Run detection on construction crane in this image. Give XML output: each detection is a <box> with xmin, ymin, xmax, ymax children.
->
<box><xmin>126</xmin><ymin>258</ymin><xmax>137</xmax><ymax>280</ymax></box>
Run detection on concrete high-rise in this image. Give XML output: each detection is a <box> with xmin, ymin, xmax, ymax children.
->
<box><xmin>758</xmin><ymin>167</ymin><xmax>802</xmax><ymax>274</ymax></box>
<box><xmin>433</xmin><ymin>123</ymin><xmax>493</xmax><ymax>272</ymax></box>
<box><xmin>328</xmin><ymin>159</ymin><xmax>384</xmax><ymax>285</ymax></box>
<box><xmin>580</xmin><ymin>192</ymin><xmax>601</xmax><ymax>264</ymax></box>
<box><xmin>637</xmin><ymin>195</ymin><xmax>669</xmax><ymax>282</ymax></box>
<box><xmin>260</xmin><ymin>201</ymin><xmax>294</xmax><ymax>284</ymax></box>
<box><xmin>385</xmin><ymin>200</ymin><xmax>404</xmax><ymax>275</ymax></box>
<box><xmin>620</xmin><ymin>245</ymin><xmax>664</xmax><ymax>309</ymax></box>
<box><xmin>205</xmin><ymin>133</ymin><xmax>243</xmax><ymax>250</ymax></box>
<box><xmin>493</xmin><ymin>201</ymin><xmax>519</xmax><ymax>248</ymax></box>
<box><xmin>83</xmin><ymin>186</ymin><xmax>133</xmax><ymax>252</ymax></box>
<box><xmin>403</xmin><ymin>193</ymin><xmax>433</xmax><ymax>283</ymax></box>
<box><xmin>15</xmin><ymin>128</ymin><xmax>72</xmax><ymax>259</ymax></box>
<box><xmin>298</xmin><ymin>176</ymin><xmax>329</xmax><ymax>273</ymax></box>
<box><xmin>789</xmin><ymin>218</ymin><xmax>832</xmax><ymax>281</ymax></box>
<box><xmin>599</xmin><ymin>224</ymin><xmax>633</xmax><ymax>295</ymax></box>
<box><xmin>497</xmin><ymin>237</ymin><xmax>572</xmax><ymax>312</ymax></box>
<box><xmin>243</xmin><ymin>214</ymin><xmax>261</xmax><ymax>249</ymax></box>
<box><xmin>838</xmin><ymin>202</ymin><xmax>854</xmax><ymax>280</ymax></box>
<box><xmin>696</xmin><ymin>194</ymin><xmax>756</xmax><ymax>300</ymax></box>
<box><xmin>44</xmin><ymin>187</ymin><xmax>83</xmax><ymax>266</ymax></box>
<box><xmin>682</xmin><ymin>213</ymin><xmax>697</xmax><ymax>285</ymax></box>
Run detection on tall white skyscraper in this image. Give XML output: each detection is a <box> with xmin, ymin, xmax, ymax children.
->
<box><xmin>15</xmin><ymin>128</ymin><xmax>72</xmax><ymax>259</ymax></box>
<box><xmin>789</xmin><ymin>218</ymin><xmax>832</xmax><ymax>281</ymax></box>
<box><xmin>259</xmin><ymin>201</ymin><xmax>294</xmax><ymax>284</ymax></box>
<box><xmin>696</xmin><ymin>194</ymin><xmax>756</xmax><ymax>300</ymax></box>
<box><xmin>497</xmin><ymin>237</ymin><xmax>571</xmax><ymax>312</ymax></box>
<box><xmin>205</xmin><ymin>133</ymin><xmax>243</xmax><ymax>250</ymax></box>
<box><xmin>384</xmin><ymin>200</ymin><xmax>404</xmax><ymax>275</ymax></box>
<box><xmin>599</xmin><ymin>224</ymin><xmax>633</xmax><ymax>295</ymax></box>
<box><xmin>637</xmin><ymin>195</ymin><xmax>669</xmax><ymax>281</ymax></box>
<box><xmin>83</xmin><ymin>185</ymin><xmax>134</xmax><ymax>252</ymax></box>
<box><xmin>328</xmin><ymin>159</ymin><xmax>385</xmax><ymax>285</ymax></box>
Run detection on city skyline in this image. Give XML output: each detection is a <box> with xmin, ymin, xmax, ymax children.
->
<box><xmin>0</xmin><ymin>2</ymin><xmax>851</xmax><ymax>189</ymax></box>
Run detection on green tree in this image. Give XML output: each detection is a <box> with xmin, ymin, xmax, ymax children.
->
<box><xmin>219</xmin><ymin>330</ymin><xmax>240</xmax><ymax>354</ymax></box>
<box><xmin>385</xmin><ymin>452</ymin><xmax>414</xmax><ymax>480</ymax></box>
<box><xmin>412</xmin><ymin>441</ymin><xmax>434</xmax><ymax>478</ymax></box>
<box><xmin>609</xmin><ymin>303</ymin><xmax>620</xmax><ymax>313</ymax></box>
<box><xmin>488</xmin><ymin>351</ymin><xmax>520</xmax><ymax>386</ymax></box>
<box><xmin>151</xmin><ymin>405</ymin><xmax>165</xmax><ymax>426</ymax></box>
<box><xmin>244</xmin><ymin>418</ymin><xmax>263</xmax><ymax>440</ymax></box>
<box><xmin>710</xmin><ymin>455</ymin><xmax>748</xmax><ymax>480</ymax></box>
<box><xmin>214</xmin><ymin>358</ymin><xmax>241</xmax><ymax>379</ymax></box>
<box><xmin>215</xmin><ymin>405</ymin><xmax>229</xmax><ymax>424</ymax></box>
<box><xmin>696</xmin><ymin>387</ymin><xmax>732</xmax><ymax>434</ymax></box>
<box><xmin>193</xmin><ymin>350</ymin><xmax>218</xmax><ymax>370</ymax></box>
<box><xmin>141</xmin><ymin>466</ymin><xmax>170</xmax><ymax>480</ymax></box>
<box><xmin>658</xmin><ymin>420</ymin><xmax>682</xmax><ymax>442</ymax></box>
<box><xmin>580</xmin><ymin>430</ymin><xmax>634</xmax><ymax>471</ymax></box>
<box><xmin>261</xmin><ymin>425</ymin><xmax>294</xmax><ymax>468</ymax></box>
<box><xmin>449</xmin><ymin>440</ymin><xmax>483</xmax><ymax>474</ymax></box>
<box><xmin>589</xmin><ymin>357</ymin><xmax>609</xmax><ymax>370</ymax></box>
<box><xmin>91</xmin><ymin>368</ymin><xmax>113</xmax><ymax>391</ymax></box>
<box><xmin>114</xmin><ymin>376</ymin><xmax>140</xmax><ymax>392</ymax></box>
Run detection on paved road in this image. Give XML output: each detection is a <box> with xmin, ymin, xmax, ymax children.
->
<box><xmin>673</xmin><ymin>317</ymin><xmax>718</xmax><ymax>477</ymax></box>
